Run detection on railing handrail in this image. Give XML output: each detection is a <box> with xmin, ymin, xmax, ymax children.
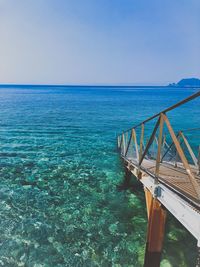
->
<box><xmin>118</xmin><ymin>90</ymin><xmax>200</xmax><ymax>136</ymax></box>
<box><xmin>181</xmin><ymin>127</ymin><xmax>200</xmax><ymax>133</ymax></box>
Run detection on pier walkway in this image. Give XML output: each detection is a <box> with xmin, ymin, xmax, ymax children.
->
<box><xmin>117</xmin><ymin>91</ymin><xmax>200</xmax><ymax>267</ymax></box>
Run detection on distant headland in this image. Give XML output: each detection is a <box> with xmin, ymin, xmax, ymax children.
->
<box><xmin>169</xmin><ymin>78</ymin><xmax>200</xmax><ymax>87</ymax></box>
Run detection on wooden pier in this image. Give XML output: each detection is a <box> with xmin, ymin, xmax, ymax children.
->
<box><xmin>117</xmin><ymin>91</ymin><xmax>200</xmax><ymax>267</ymax></box>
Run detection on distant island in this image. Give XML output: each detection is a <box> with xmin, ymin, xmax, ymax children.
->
<box><xmin>169</xmin><ymin>78</ymin><xmax>200</xmax><ymax>87</ymax></box>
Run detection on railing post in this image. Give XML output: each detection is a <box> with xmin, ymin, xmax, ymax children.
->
<box><xmin>139</xmin><ymin>123</ymin><xmax>144</xmax><ymax>162</ymax></box>
<box><xmin>155</xmin><ymin>114</ymin><xmax>164</xmax><ymax>181</ymax></box>
<box><xmin>117</xmin><ymin>135</ymin><xmax>120</xmax><ymax>149</ymax></box>
<box><xmin>125</xmin><ymin>131</ymin><xmax>132</xmax><ymax>157</ymax></box>
<box><xmin>122</xmin><ymin>133</ymin><xmax>126</xmax><ymax>156</ymax></box>
<box><xmin>123</xmin><ymin>131</ymin><xmax>129</xmax><ymax>156</ymax></box>
<box><xmin>132</xmin><ymin>129</ymin><xmax>139</xmax><ymax>161</ymax></box>
<box><xmin>119</xmin><ymin>134</ymin><xmax>123</xmax><ymax>149</ymax></box>
<box><xmin>126</xmin><ymin>132</ymin><xmax>128</xmax><ymax>149</ymax></box>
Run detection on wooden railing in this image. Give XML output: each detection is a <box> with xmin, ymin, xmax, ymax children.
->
<box><xmin>117</xmin><ymin>91</ymin><xmax>200</xmax><ymax>199</ymax></box>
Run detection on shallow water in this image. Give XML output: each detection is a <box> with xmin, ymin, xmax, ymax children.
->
<box><xmin>0</xmin><ymin>86</ymin><xmax>199</xmax><ymax>266</ymax></box>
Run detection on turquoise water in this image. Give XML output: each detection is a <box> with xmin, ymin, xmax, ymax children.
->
<box><xmin>0</xmin><ymin>86</ymin><xmax>199</xmax><ymax>267</ymax></box>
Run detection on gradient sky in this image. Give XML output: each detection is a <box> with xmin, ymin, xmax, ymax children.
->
<box><xmin>0</xmin><ymin>0</ymin><xmax>199</xmax><ymax>85</ymax></box>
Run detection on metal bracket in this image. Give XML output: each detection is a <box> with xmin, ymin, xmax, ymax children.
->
<box><xmin>153</xmin><ymin>186</ymin><xmax>162</xmax><ymax>198</ymax></box>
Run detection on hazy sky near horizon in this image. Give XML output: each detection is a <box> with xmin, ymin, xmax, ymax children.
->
<box><xmin>0</xmin><ymin>0</ymin><xmax>199</xmax><ymax>85</ymax></box>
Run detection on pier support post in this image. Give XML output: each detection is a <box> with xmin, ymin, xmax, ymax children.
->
<box><xmin>124</xmin><ymin>167</ymin><xmax>132</xmax><ymax>184</ymax></box>
<box><xmin>117</xmin><ymin>167</ymin><xmax>132</xmax><ymax>191</ymax></box>
<box><xmin>144</xmin><ymin>188</ymin><xmax>166</xmax><ymax>267</ymax></box>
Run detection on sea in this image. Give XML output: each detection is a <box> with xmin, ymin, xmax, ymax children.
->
<box><xmin>0</xmin><ymin>85</ymin><xmax>199</xmax><ymax>267</ymax></box>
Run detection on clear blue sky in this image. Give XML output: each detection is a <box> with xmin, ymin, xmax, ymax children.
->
<box><xmin>0</xmin><ymin>0</ymin><xmax>199</xmax><ymax>85</ymax></box>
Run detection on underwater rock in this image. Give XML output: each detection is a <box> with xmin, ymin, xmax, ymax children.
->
<box><xmin>20</xmin><ymin>180</ymin><xmax>37</xmax><ymax>187</ymax></box>
<box><xmin>108</xmin><ymin>223</ymin><xmax>118</xmax><ymax>235</ymax></box>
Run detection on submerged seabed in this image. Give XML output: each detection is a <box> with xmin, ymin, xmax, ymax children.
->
<box><xmin>0</xmin><ymin>86</ymin><xmax>198</xmax><ymax>267</ymax></box>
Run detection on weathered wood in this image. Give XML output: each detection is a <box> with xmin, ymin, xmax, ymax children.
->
<box><xmin>144</xmin><ymin>188</ymin><xmax>152</xmax><ymax>219</ymax></box>
<box><xmin>144</xmin><ymin>194</ymin><xmax>166</xmax><ymax>267</ymax></box>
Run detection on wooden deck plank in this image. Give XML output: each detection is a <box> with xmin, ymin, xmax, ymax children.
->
<box><xmin>126</xmin><ymin>157</ymin><xmax>200</xmax><ymax>205</ymax></box>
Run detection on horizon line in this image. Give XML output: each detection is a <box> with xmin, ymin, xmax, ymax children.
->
<box><xmin>0</xmin><ymin>83</ymin><xmax>170</xmax><ymax>87</ymax></box>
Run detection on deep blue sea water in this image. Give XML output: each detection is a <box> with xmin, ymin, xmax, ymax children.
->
<box><xmin>0</xmin><ymin>86</ymin><xmax>199</xmax><ymax>267</ymax></box>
